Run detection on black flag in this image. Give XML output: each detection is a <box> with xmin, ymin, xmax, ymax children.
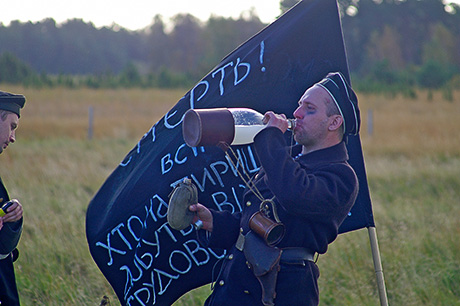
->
<box><xmin>86</xmin><ymin>0</ymin><xmax>374</xmax><ymax>305</ymax></box>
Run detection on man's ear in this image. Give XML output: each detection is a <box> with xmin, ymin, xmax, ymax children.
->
<box><xmin>328</xmin><ymin>115</ymin><xmax>343</xmax><ymax>132</ymax></box>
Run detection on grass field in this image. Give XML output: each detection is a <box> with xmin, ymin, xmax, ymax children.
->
<box><xmin>1</xmin><ymin>86</ymin><xmax>459</xmax><ymax>305</ymax></box>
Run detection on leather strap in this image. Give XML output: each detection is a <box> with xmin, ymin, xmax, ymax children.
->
<box><xmin>281</xmin><ymin>247</ymin><xmax>315</xmax><ymax>263</ymax></box>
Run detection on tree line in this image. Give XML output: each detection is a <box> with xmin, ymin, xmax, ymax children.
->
<box><xmin>0</xmin><ymin>0</ymin><xmax>459</xmax><ymax>93</ymax></box>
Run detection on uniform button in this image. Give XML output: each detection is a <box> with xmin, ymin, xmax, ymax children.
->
<box><xmin>246</xmin><ymin>261</ymin><xmax>251</xmax><ymax>269</ymax></box>
<box><xmin>219</xmin><ymin>280</ymin><xmax>225</xmax><ymax>286</ymax></box>
<box><xmin>246</xmin><ymin>201</ymin><xmax>252</xmax><ymax>207</ymax></box>
<box><xmin>228</xmin><ymin>254</ymin><xmax>234</xmax><ymax>260</ymax></box>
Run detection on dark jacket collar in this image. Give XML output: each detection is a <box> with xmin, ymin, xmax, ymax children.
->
<box><xmin>293</xmin><ymin>141</ymin><xmax>349</xmax><ymax>166</ymax></box>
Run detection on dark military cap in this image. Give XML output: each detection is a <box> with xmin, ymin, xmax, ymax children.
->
<box><xmin>0</xmin><ymin>90</ymin><xmax>26</xmax><ymax>117</ymax></box>
<box><xmin>317</xmin><ymin>72</ymin><xmax>360</xmax><ymax>136</ymax></box>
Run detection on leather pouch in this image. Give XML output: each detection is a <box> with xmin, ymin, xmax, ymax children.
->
<box><xmin>243</xmin><ymin>231</ymin><xmax>282</xmax><ymax>306</ymax></box>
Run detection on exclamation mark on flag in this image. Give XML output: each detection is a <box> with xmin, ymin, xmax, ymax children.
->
<box><xmin>260</xmin><ymin>41</ymin><xmax>266</xmax><ymax>72</ymax></box>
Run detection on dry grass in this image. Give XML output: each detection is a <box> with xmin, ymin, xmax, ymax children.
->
<box><xmin>358</xmin><ymin>90</ymin><xmax>460</xmax><ymax>158</ymax></box>
<box><xmin>10</xmin><ymin>85</ymin><xmax>460</xmax><ymax>157</ymax></box>
<box><xmin>9</xmin><ymin>86</ymin><xmax>186</xmax><ymax>140</ymax></box>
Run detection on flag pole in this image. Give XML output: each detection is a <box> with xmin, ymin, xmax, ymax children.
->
<box><xmin>368</xmin><ymin>226</ymin><xmax>389</xmax><ymax>306</ymax></box>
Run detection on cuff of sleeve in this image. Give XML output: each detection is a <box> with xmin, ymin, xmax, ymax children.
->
<box><xmin>196</xmin><ymin>229</ymin><xmax>212</xmax><ymax>248</ymax></box>
<box><xmin>196</xmin><ymin>209</ymin><xmax>240</xmax><ymax>250</ymax></box>
<box><xmin>254</xmin><ymin>126</ymin><xmax>284</xmax><ymax>144</ymax></box>
<box><xmin>8</xmin><ymin>218</ymin><xmax>23</xmax><ymax>232</ymax></box>
<box><xmin>0</xmin><ymin>218</ymin><xmax>23</xmax><ymax>254</ymax></box>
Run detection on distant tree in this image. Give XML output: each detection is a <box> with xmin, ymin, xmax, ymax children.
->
<box><xmin>147</xmin><ymin>15</ymin><xmax>172</xmax><ymax>74</ymax></box>
<box><xmin>366</xmin><ymin>25</ymin><xmax>404</xmax><ymax>70</ymax></box>
<box><xmin>0</xmin><ymin>52</ymin><xmax>36</xmax><ymax>84</ymax></box>
<box><xmin>368</xmin><ymin>60</ymin><xmax>402</xmax><ymax>86</ymax></box>
<box><xmin>422</xmin><ymin>23</ymin><xmax>457</xmax><ymax>68</ymax></box>
<box><xmin>1</xmin><ymin>0</ymin><xmax>460</xmax><ymax>90</ymax></box>
<box><xmin>203</xmin><ymin>15</ymin><xmax>265</xmax><ymax>66</ymax></box>
<box><xmin>341</xmin><ymin>0</ymin><xmax>460</xmax><ymax>74</ymax></box>
<box><xmin>280</xmin><ymin>0</ymin><xmax>301</xmax><ymax>14</ymax></box>
<box><xmin>119</xmin><ymin>62</ymin><xmax>142</xmax><ymax>87</ymax></box>
<box><xmin>168</xmin><ymin>14</ymin><xmax>208</xmax><ymax>79</ymax></box>
<box><xmin>417</xmin><ymin>59</ymin><xmax>454</xmax><ymax>89</ymax></box>
<box><xmin>155</xmin><ymin>67</ymin><xmax>192</xmax><ymax>88</ymax></box>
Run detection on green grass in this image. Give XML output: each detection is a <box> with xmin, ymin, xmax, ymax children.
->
<box><xmin>2</xmin><ymin>139</ymin><xmax>132</xmax><ymax>305</ymax></box>
<box><xmin>318</xmin><ymin>155</ymin><xmax>460</xmax><ymax>306</ymax></box>
<box><xmin>1</xmin><ymin>87</ymin><xmax>459</xmax><ymax>305</ymax></box>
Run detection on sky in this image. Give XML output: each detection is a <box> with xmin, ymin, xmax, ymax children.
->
<box><xmin>2</xmin><ymin>0</ymin><xmax>459</xmax><ymax>31</ymax></box>
<box><xmin>1</xmin><ymin>0</ymin><xmax>282</xmax><ymax>31</ymax></box>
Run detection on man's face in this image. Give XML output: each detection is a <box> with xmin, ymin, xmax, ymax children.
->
<box><xmin>292</xmin><ymin>85</ymin><xmax>334</xmax><ymax>150</ymax></box>
<box><xmin>0</xmin><ymin>112</ymin><xmax>19</xmax><ymax>154</ymax></box>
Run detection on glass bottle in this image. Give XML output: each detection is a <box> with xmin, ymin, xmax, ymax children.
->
<box><xmin>231</xmin><ymin>108</ymin><xmax>295</xmax><ymax>145</ymax></box>
<box><xmin>183</xmin><ymin>107</ymin><xmax>295</xmax><ymax>147</ymax></box>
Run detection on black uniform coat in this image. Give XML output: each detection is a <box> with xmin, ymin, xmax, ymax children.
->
<box><xmin>198</xmin><ymin>127</ymin><xmax>359</xmax><ymax>306</ymax></box>
<box><xmin>0</xmin><ymin>177</ymin><xmax>22</xmax><ymax>306</ymax></box>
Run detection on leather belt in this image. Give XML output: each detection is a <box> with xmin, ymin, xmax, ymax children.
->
<box><xmin>236</xmin><ymin>232</ymin><xmax>316</xmax><ymax>263</ymax></box>
<box><xmin>281</xmin><ymin>247</ymin><xmax>315</xmax><ymax>263</ymax></box>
